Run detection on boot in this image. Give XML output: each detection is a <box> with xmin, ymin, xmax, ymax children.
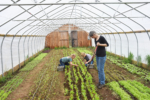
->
<box><xmin>96</xmin><ymin>82</ymin><xmax>100</xmax><ymax>87</ymax></box>
<box><xmin>98</xmin><ymin>84</ymin><xmax>105</xmax><ymax>89</ymax></box>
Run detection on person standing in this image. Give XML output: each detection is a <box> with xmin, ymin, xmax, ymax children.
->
<box><xmin>88</xmin><ymin>31</ymin><xmax>109</xmax><ymax>89</ymax></box>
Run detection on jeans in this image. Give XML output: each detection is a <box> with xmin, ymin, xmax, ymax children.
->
<box><xmin>85</xmin><ymin>60</ymin><xmax>94</xmax><ymax>67</ymax></box>
<box><xmin>59</xmin><ymin>59</ymin><xmax>69</xmax><ymax>68</ymax></box>
<box><xmin>96</xmin><ymin>55</ymin><xmax>106</xmax><ymax>85</ymax></box>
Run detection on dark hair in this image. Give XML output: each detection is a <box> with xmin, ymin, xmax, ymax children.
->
<box><xmin>89</xmin><ymin>31</ymin><xmax>96</xmax><ymax>37</ymax></box>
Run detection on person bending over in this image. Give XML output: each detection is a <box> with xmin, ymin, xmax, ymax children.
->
<box><xmin>59</xmin><ymin>54</ymin><xmax>78</xmax><ymax>68</ymax></box>
<box><xmin>81</xmin><ymin>52</ymin><xmax>94</xmax><ymax>67</ymax></box>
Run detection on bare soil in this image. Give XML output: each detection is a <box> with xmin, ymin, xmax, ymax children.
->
<box><xmin>6</xmin><ymin>53</ymin><xmax>51</xmax><ymax>100</ymax></box>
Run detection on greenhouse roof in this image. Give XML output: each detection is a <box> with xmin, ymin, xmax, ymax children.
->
<box><xmin>0</xmin><ymin>0</ymin><xmax>150</xmax><ymax>36</ymax></box>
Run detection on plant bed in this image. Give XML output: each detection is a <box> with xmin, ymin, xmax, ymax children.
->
<box><xmin>63</xmin><ymin>49</ymin><xmax>100</xmax><ymax>100</ymax></box>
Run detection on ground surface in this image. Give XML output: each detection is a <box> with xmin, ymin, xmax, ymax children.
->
<box><xmin>1</xmin><ymin>48</ymin><xmax>150</xmax><ymax>100</ymax></box>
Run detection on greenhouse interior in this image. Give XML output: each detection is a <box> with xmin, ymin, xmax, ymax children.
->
<box><xmin>0</xmin><ymin>0</ymin><xmax>150</xmax><ymax>100</ymax></box>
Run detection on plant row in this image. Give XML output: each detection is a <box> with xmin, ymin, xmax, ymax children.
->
<box><xmin>28</xmin><ymin>50</ymin><xmax>61</xmax><ymax>100</ymax></box>
<box><xmin>107</xmin><ymin>80</ymin><xmax>150</xmax><ymax>100</ymax></box>
<box><xmin>107</xmin><ymin>55</ymin><xmax>150</xmax><ymax>81</ymax></box>
<box><xmin>20</xmin><ymin>53</ymin><xmax>47</xmax><ymax>71</ymax></box>
<box><xmin>63</xmin><ymin>49</ymin><xmax>100</xmax><ymax>100</ymax></box>
<box><xmin>0</xmin><ymin>53</ymin><xmax>47</xmax><ymax>100</ymax></box>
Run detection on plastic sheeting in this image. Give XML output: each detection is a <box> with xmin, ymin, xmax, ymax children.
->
<box><xmin>1</xmin><ymin>0</ymin><xmax>150</xmax><ymax>76</ymax></box>
<box><xmin>92</xmin><ymin>33</ymin><xmax>150</xmax><ymax>64</ymax></box>
<box><xmin>0</xmin><ymin>37</ymin><xmax>45</xmax><ymax>75</ymax></box>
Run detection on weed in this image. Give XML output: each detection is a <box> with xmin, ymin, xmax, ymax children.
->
<box><xmin>0</xmin><ymin>72</ymin><xmax>12</xmax><ymax>83</ymax></box>
<box><xmin>123</xmin><ymin>56</ymin><xmax>129</xmax><ymax>63</ymax></box>
<box><xmin>44</xmin><ymin>47</ymin><xmax>50</xmax><ymax>51</ymax></box>
<box><xmin>54</xmin><ymin>46</ymin><xmax>67</xmax><ymax>49</ymax></box>
<box><xmin>146</xmin><ymin>55</ymin><xmax>150</xmax><ymax>67</ymax></box>
<box><xmin>136</xmin><ymin>55</ymin><xmax>142</xmax><ymax>67</ymax></box>
<box><xmin>0</xmin><ymin>77</ymin><xmax>6</xmax><ymax>83</ymax></box>
<box><xmin>128</xmin><ymin>52</ymin><xmax>134</xmax><ymax>63</ymax></box>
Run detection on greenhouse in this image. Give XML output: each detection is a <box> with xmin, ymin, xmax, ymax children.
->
<box><xmin>0</xmin><ymin>0</ymin><xmax>150</xmax><ymax>100</ymax></box>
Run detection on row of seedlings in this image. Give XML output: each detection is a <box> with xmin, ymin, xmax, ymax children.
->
<box><xmin>107</xmin><ymin>55</ymin><xmax>150</xmax><ymax>81</ymax></box>
<box><xmin>0</xmin><ymin>53</ymin><xmax>47</xmax><ymax>100</ymax></box>
<box><xmin>107</xmin><ymin>80</ymin><xmax>150</xmax><ymax>100</ymax></box>
<box><xmin>64</xmin><ymin>49</ymin><xmax>100</xmax><ymax>100</ymax></box>
<box><xmin>27</xmin><ymin>50</ymin><xmax>61</xmax><ymax>100</ymax></box>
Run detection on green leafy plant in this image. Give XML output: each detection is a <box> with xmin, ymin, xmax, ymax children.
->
<box><xmin>55</xmin><ymin>46</ymin><xmax>67</xmax><ymax>49</ymax></box>
<box><xmin>146</xmin><ymin>55</ymin><xmax>150</xmax><ymax>67</ymax></box>
<box><xmin>119</xmin><ymin>80</ymin><xmax>150</xmax><ymax>100</ymax></box>
<box><xmin>20</xmin><ymin>53</ymin><xmax>47</xmax><ymax>71</ymax></box>
<box><xmin>26</xmin><ymin>55</ymin><xmax>29</xmax><ymax>59</ymax></box>
<box><xmin>122</xmin><ymin>52</ymin><xmax>134</xmax><ymax>64</ymax></box>
<box><xmin>63</xmin><ymin>48</ymin><xmax>101</xmax><ymax>99</ymax></box>
<box><xmin>136</xmin><ymin>55</ymin><xmax>142</xmax><ymax>67</ymax></box>
<box><xmin>44</xmin><ymin>47</ymin><xmax>50</xmax><ymax>51</ymax></box>
<box><xmin>128</xmin><ymin>80</ymin><xmax>150</xmax><ymax>94</ymax></box>
<box><xmin>54</xmin><ymin>47</ymin><xmax>58</xmax><ymax>49</ymax></box>
<box><xmin>0</xmin><ymin>72</ymin><xmax>12</xmax><ymax>83</ymax></box>
<box><xmin>0</xmin><ymin>77</ymin><xmax>6</xmax><ymax>83</ymax></box>
<box><xmin>107</xmin><ymin>81</ymin><xmax>132</xmax><ymax>100</ymax></box>
<box><xmin>123</xmin><ymin>56</ymin><xmax>129</xmax><ymax>63</ymax></box>
<box><xmin>64</xmin><ymin>88</ymin><xmax>69</xmax><ymax>95</ymax></box>
<box><xmin>62</xmin><ymin>46</ymin><xmax>67</xmax><ymax>49</ymax></box>
<box><xmin>106</xmin><ymin>51</ymin><xmax>111</xmax><ymax>56</ymax></box>
<box><xmin>128</xmin><ymin>52</ymin><xmax>134</xmax><ymax>63</ymax></box>
<box><xmin>107</xmin><ymin>55</ymin><xmax>150</xmax><ymax>81</ymax></box>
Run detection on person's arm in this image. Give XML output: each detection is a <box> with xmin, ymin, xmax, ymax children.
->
<box><xmin>97</xmin><ymin>36</ymin><xmax>109</xmax><ymax>47</ymax></box>
<box><xmin>84</xmin><ymin>55</ymin><xmax>89</xmax><ymax>63</ymax></box>
<box><xmin>70</xmin><ymin>62</ymin><xmax>78</xmax><ymax>67</ymax></box>
<box><xmin>97</xmin><ymin>42</ymin><xmax>107</xmax><ymax>47</ymax></box>
<box><xmin>85</xmin><ymin>54</ymin><xmax>95</xmax><ymax>64</ymax></box>
<box><xmin>84</xmin><ymin>59</ymin><xmax>87</xmax><ymax>64</ymax></box>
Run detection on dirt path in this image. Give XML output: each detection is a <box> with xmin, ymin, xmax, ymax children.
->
<box><xmin>88</xmin><ymin>58</ymin><xmax>145</xmax><ymax>100</ymax></box>
<box><xmin>89</xmin><ymin>68</ymin><xmax>119</xmax><ymax>100</ymax></box>
<box><xmin>6</xmin><ymin>53</ymin><xmax>51</xmax><ymax>100</ymax></box>
<box><xmin>49</xmin><ymin>71</ymin><xmax>70</xmax><ymax>100</ymax></box>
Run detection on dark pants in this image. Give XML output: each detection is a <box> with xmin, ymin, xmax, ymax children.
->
<box><xmin>59</xmin><ymin>59</ymin><xmax>69</xmax><ymax>68</ymax></box>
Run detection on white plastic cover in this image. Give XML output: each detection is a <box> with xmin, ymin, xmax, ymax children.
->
<box><xmin>0</xmin><ymin>0</ymin><xmax>150</xmax><ymax>76</ymax></box>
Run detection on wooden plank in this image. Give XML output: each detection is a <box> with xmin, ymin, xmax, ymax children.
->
<box><xmin>0</xmin><ymin>34</ymin><xmax>45</xmax><ymax>37</ymax></box>
<box><xmin>102</xmin><ymin>30</ymin><xmax>150</xmax><ymax>34</ymax></box>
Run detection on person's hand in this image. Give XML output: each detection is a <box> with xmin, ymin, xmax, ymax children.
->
<box><xmin>97</xmin><ymin>42</ymin><xmax>100</xmax><ymax>46</ymax></box>
<box><xmin>75</xmin><ymin>65</ymin><xmax>78</xmax><ymax>67</ymax></box>
<box><xmin>85</xmin><ymin>62</ymin><xmax>88</xmax><ymax>64</ymax></box>
<box><xmin>70</xmin><ymin>65</ymin><xmax>72</xmax><ymax>68</ymax></box>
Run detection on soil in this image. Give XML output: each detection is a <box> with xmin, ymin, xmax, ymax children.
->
<box><xmin>50</xmin><ymin>71</ymin><xmax>69</xmax><ymax>100</ymax></box>
<box><xmin>0</xmin><ymin>52</ymin><xmax>42</xmax><ymax>88</ymax></box>
<box><xmin>6</xmin><ymin>52</ymin><xmax>51</xmax><ymax>100</ymax></box>
<box><xmin>105</xmin><ymin>60</ymin><xmax>140</xmax><ymax>80</ymax></box>
<box><xmin>42</xmin><ymin>49</ymin><xmax>51</xmax><ymax>53</ymax></box>
<box><xmin>88</xmin><ymin>68</ymin><xmax>119</xmax><ymax>100</ymax></box>
<box><xmin>3</xmin><ymin>48</ymin><xmax>150</xmax><ymax>100</ymax></box>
